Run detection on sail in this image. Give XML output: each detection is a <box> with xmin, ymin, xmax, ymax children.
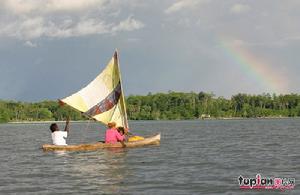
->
<box><xmin>60</xmin><ymin>51</ymin><xmax>128</xmax><ymax>128</ymax></box>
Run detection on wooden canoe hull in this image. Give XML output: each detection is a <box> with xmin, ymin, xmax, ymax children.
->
<box><xmin>42</xmin><ymin>133</ymin><xmax>161</xmax><ymax>151</ymax></box>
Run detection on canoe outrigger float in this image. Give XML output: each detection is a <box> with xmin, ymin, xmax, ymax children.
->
<box><xmin>42</xmin><ymin>133</ymin><xmax>160</xmax><ymax>151</ymax></box>
<box><xmin>42</xmin><ymin>50</ymin><xmax>161</xmax><ymax>151</ymax></box>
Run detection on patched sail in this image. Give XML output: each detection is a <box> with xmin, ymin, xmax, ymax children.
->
<box><xmin>60</xmin><ymin>51</ymin><xmax>128</xmax><ymax>128</ymax></box>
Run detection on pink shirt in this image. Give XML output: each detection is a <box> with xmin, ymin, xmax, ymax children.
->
<box><xmin>105</xmin><ymin>128</ymin><xmax>125</xmax><ymax>143</ymax></box>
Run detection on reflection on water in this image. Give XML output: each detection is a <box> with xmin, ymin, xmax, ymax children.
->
<box><xmin>53</xmin><ymin>151</ymin><xmax>68</xmax><ymax>156</ymax></box>
<box><xmin>64</xmin><ymin>149</ymin><xmax>129</xmax><ymax>194</ymax></box>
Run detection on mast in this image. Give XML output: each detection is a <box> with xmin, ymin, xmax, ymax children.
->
<box><xmin>114</xmin><ymin>49</ymin><xmax>129</xmax><ymax>129</ymax></box>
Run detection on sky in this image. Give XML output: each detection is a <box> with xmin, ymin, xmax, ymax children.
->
<box><xmin>1</xmin><ymin>0</ymin><xmax>300</xmax><ymax>101</ymax></box>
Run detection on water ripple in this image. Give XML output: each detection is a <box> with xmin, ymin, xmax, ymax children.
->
<box><xmin>0</xmin><ymin>119</ymin><xmax>299</xmax><ymax>194</ymax></box>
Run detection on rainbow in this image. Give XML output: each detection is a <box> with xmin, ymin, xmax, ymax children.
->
<box><xmin>218</xmin><ymin>38</ymin><xmax>288</xmax><ymax>94</ymax></box>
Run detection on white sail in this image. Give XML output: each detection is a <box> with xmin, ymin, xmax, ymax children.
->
<box><xmin>60</xmin><ymin>51</ymin><xmax>128</xmax><ymax>128</ymax></box>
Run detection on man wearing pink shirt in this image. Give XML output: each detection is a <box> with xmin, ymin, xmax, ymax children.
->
<box><xmin>105</xmin><ymin>122</ymin><xmax>125</xmax><ymax>143</ymax></box>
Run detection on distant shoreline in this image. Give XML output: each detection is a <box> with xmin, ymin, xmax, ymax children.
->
<box><xmin>8</xmin><ymin>120</ymin><xmax>90</xmax><ymax>124</ymax></box>
<box><xmin>1</xmin><ymin>92</ymin><xmax>300</xmax><ymax>123</ymax></box>
<box><xmin>201</xmin><ymin>116</ymin><xmax>293</xmax><ymax>120</ymax></box>
<box><xmin>5</xmin><ymin>116</ymin><xmax>298</xmax><ymax>124</ymax></box>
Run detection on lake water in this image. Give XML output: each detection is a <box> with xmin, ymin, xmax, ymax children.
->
<box><xmin>0</xmin><ymin>119</ymin><xmax>299</xmax><ymax>194</ymax></box>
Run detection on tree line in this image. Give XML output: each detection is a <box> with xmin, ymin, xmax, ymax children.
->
<box><xmin>1</xmin><ymin>92</ymin><xmax>300</xmax><ymax>123</ymax></box>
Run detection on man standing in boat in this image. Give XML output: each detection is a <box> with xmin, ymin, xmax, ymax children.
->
<box><xmin>49</xmin><ymin>117</ymin><xmax>70</xmax><ymax>145</ymax></box>
<box><xmin>105</xmin><ymin>122</ymin><xmax>125</xmax><ymax>143</ymax></box>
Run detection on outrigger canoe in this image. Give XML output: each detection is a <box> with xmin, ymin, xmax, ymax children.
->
<box><xmin>42</xmin><ymin>133</ymin><xmax>160</xmax><ymax>151</ymax></box>
<box><xmin>43</xmin><ymin>51</ymin><xmax>161</xmax><ymax>152</ymax></box>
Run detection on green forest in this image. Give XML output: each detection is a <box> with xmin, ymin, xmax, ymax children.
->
<box><xmin>1</xmin><ymin>91</ymin><xmax>300</xmax><ymax>123</ymax></box>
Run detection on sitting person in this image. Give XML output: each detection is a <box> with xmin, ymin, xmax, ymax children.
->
<box><xmin>117</xmin><ymin>126</ymin><xmax>145</xmax><ymax>142</ymax></box>
<box><xmin>105</xmin><ymin>122</ymin><xmax>125</xmax><ymax>143</ymax></box>
<box><xmin>49</xmin><ymin>117</ymin><xmax>70</xmax><ymax>145</ymax></box>
<box><xmin>117</xmin><ymin>126</ymin><xmax>125</xmax><ymax>135</ymax></box>
<box><xmin>117</xmin><ymin>126</ymin><xmax>129</xmax><ymax>141</ymax></box>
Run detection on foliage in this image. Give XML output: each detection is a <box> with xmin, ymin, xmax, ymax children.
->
<box><xmin>1</xmin><ymin>92</ymin><xmax>300</xmax><ymax>122</ymax></box>
<box><xmin>127</xmin><ymin>92</ymin><xmax>300</xmax><ymax>120</ymax></box>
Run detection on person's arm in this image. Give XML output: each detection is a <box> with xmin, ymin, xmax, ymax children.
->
<box><xmin>64</xmin><ymin>117</ymin><xmax>70</xmax><ymax>135</ymax></box>
<box><xmin>116</xmin><ymin>131</ymin><xmax>125</xmax><ymax>141</ymax></box>
<box><xmin>124</xmin><ymin>128</ymin><xmax>129</xmax><ymax>135</ymax></box>
<box><xmin>115</xmin><ymin>131</ymin><xmax>126</xmax><ymax>147</ymax></box>
<box><xmin>124</xmin><ymin>128</ymin><xmax>133</xmax><ymax>137</ymax></box>
<box><xmin>118</xmin><ymin>134</ymin><xmax>126</xmax><ymax>147</ymax></box>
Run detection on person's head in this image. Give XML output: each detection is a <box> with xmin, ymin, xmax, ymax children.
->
<box><xmin>117</xmin><ymin>126</ymin><xmax>125</xmax><ymax>135</ymax></box>
<box><xmin>107</xmin><ymin>122</ymin><xmax>116</xmax><ymax>129</ymax></box>
<box><xmin>50</xmin><ymin>123</ymin><xmax>59</xmax><ymax>133</ymax></box>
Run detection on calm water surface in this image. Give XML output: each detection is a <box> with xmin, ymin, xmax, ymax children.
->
<box><xmin>0</xmin><ymin>119</ymin><xmax>299</xmax><ymax>194</ymax></box>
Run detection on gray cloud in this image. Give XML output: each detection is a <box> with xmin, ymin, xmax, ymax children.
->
<box><xmin>24</xmin><ymin>40</ymin><xmax>37</xmax><ymax>48</ymax></box>
<box><xmin>0</xmin><ymin>0</ymin><xmax>144</xmax><ymax>41</ymax></box>
<box><xmin>1</xmin><ymin>0</ymin><xmax>300</xmax><ymax>101</ymax></box>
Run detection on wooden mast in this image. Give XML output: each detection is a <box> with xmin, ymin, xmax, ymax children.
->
<box><xmin>114</xmin><ymin>49</ymin><xmax>129</xmax><ymax>129</ymax></box>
